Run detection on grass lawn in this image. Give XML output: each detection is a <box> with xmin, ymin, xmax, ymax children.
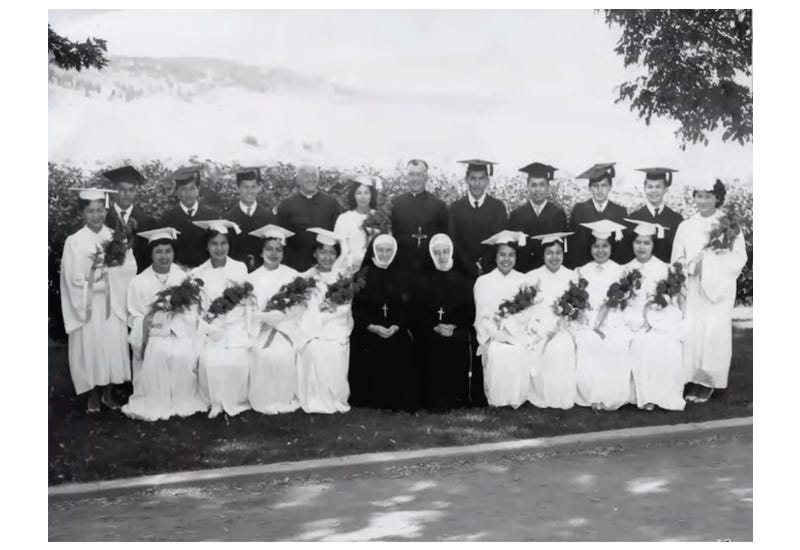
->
<box><xmin>49</xmin><ymin>326</ymin><xmax>752</xmax><ymax>486</ymax></box>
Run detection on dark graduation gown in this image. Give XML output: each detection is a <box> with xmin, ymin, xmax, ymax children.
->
<box><xmin>448</xmin><ymin>194</ymin><xmax>508</xmax><ymax>282</ymax></box>
<box><xmin>222</xmin><ymin>202</ymin><xmax>275</xmax><ymax>272</ymax></box>
<box><xmin>411</xmin><ymin>265</ymin><xmax>486</xmax><ymax>410</ymax></box>
<box><xmin>390</xmin><ymin>191</ymin><xmax>449</xmax><ymax>274</ymax></box>
<box><xmin>158</xmin><ymin>203</ymin><xmax>219</xmax><ymax>269</ymax></box>
<box><xmin>507</xmin><ymin>201</ymin><xmax>568</xmax><ymax>273</ymax></box>
<box><xmin>349</xmin><ymin>263</ymin><xmax>420</xmax><ymax>411</ymax></box>
<box><xmin>567</xmin><ymin>199</ymin><xmax>629</xmax><ymax>268</ymax></box>
<box><xmin>276</xmin><ymin>192</ymin><xmax>341</xmax><ymax>272</ymax></box>
<box><xmin>105</xmin><ymin>204</ymin><xmax>155</xmax><ymax>273</ymax></box>
<box><xmin>626</xmin><ymin>204</ymin><xmax>684</xmax><ymax>264</ymax></box>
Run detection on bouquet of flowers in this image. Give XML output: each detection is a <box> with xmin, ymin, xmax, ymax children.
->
<box><xmin>496</xmin><ymin>285</ymin><xmax>539</xmax><ymax>319</ymax></box>
<box><xmin>604</xmin><ymin>269</ymin><xmax>642</xmax><ymax>311</ymax></box>
<box><xmin>265</xmin><ymin>276</ymin><xmax>318</xmax><ymax>312</ymax></box>
<box><xmin>553</xmin><ymin>278</ymin><xmax>591</xmax><ymax>323</ymax></box>
<box><xmin>149</xmin><ymin>277</ymin><xmax>204</xmax><ymax>317</ymax></box>
<box><xmin>321</xmin><ymin>270</ymin><xmax>367</xmax><ymax>312</ymax></box>
<box><xmin>362</xmin><ymin>209</ymin><xmax>392</xmax><ymax>237</ymax></box>
<box><xmin>705</xmin><ymin>209</ymin><xmax>742</xmax><ymax>251</ymax></box>
<box><xmin>91</xmin><ymin>229</ymin><xmax>129</xmax><ymax>268</ymax></box>
<box><xmin>204</xmin><ymin>281</ymin><xmax>254</xmax><ymax>323</ymax></box>
<box><xmin>649</xmin><ymin>263</ymin><xmax>686</xmax><ymax>308</ymax></box>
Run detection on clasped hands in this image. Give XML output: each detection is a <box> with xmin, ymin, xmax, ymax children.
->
<box><xmin>368</xmin><ymin>324</ymin><xmax>400</xmax><ymax>339</ymax></box>
<box><xmin>433</xmin><ymin>323</ymin><xmax>456</xmax><ymax>338</ymax></box>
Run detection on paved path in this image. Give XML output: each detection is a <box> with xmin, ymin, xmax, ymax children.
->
<box><xmin>49</xmin><ymin>426</ymin><xmax>752</xmax><ymax>541</ymax></box>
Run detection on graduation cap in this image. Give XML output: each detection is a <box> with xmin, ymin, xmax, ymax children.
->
<box><xmin>351</xmin><ymin>173</ymin><xmax>383</xmax><ymax>191</ymax></box>
<box><xmin>192</xmin><ymin>219</ymin><xmax>242</xmax><ymax>235</ymax></box>
<box><xmin>137</xmin><ymin>227</ymin><xmax>180</xmax><ymax>243</ymax></box>
<box><xmin>170</xmin><ymin>165</ymin><xmax>203</xmax><ymax>187</ymax></box>
<box><xmin>624</xmin><ymin>218</ymin><xmax>669</xmax><ymax>239</ymax></box>
<box><xmin>69</xmin><ymin>187</ymin><xmax>117</xmax><ymax>208</ymax></box>
<box><xmin>307</xmin><ymin>227</ymin><xmax>344</xmax><ymax>247</ymax></box>
<box><xmin>248</xmin><ymin>224</ymin><xmax>295</xmax><ymax>244</ymax></box>
<box><xmin>102</xmin><ymin>165</ymin><xmax>145</xmax><ymax>186</ymax></box>
<box><xmin>636</xmin><ymin>167</ymin><xmax>678</xmax><ymax>187</ymax></box>
<box><xmin>580</xmin><ymin>219</ymin><xmax>626</xmax><ymax>241</ymax></box>
<box><xmin>577</xmin><ymin>163</ymin><xmax>616</xmax><ymax>184</ymax></box>
<box><xmin>531</xmin><ymin>231</ymin><xmax>574</xmax><ymax>253</ymax></box>
<box><xmin>481</xmin><ymin>230</ymin><xmax>527</xmax><ymax>247</ymax></box>
<box><xmin>234</xmin><ymin>166</ymin><xmax>264</xmax><ymax>185</ymax></box>
<box><xmin>458</xmin><ymin>159</ymin><xmax>497</xmax><ymax>176</ymax></box>
<box><xmin>519</xmin><ymin>162</ymin><xmax>557</xmax><ymax>181</ymax></box>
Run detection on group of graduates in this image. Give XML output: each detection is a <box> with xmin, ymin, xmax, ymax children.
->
<box><xmin>59</xmin><ymin>158</ymin><xmax>747</xmax><ymax>418</ymax></box>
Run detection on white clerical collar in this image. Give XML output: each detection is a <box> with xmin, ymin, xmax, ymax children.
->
<box><xmin>115</xmin><ymin>204</ymin><xmax>133</xmax><ymax>218</ymax></box>
<box><xmin>239</xmin><ymin>201</ymin><xmax>257</xmax><ymax>215</ymax></box>
<box><xmin>647</xmin><ymin>203</ymin><xmax>664</xmax><ymax>217</ymax></box>
<box><xmin>180</xmin><ymin>202</ymin><xmax>199</xmax><ymax>215</ymax></box>
<box><xmin>529</xmin><ymin>199</ymin><xmax>547</xmax><ymax>214</ymax></box>
<box><xmin>468</xmin><ymin>192</ymin><xmax>487</xmax><ymax>208</ymax></box>
<box><xmin>593</xmin><ymin>200</ymin><xmax>608</xmax><ymax>212</ymax></box>
<box><xmin>410</xmin><ymin>189</ymin><xmax>426</xmax><ymax>197</ymax></box>
<box><xmin>300</xmin><ymin>191</ymin><xmax>318</xmax><ymax>200</ymax></box>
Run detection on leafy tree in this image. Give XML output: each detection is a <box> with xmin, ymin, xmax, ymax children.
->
<box><xmin>48</xmin><ymin>24</ymin><xmax>108</xmax><ymax>71</ymax></box>
<box><xmin>604</xmin><ymin>9</ymin><xmax>752</xmax><ymax>148</ymax></box>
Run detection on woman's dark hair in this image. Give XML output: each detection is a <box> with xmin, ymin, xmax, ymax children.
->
<box><xmin>346</xmin><ymin>181</ymin><xmax>378</xmax><ymax>211</ymax></box>
<box><xmin>203</xmin><ymin>228</ymin><xmax>233</xmax><ymax>251</ymax></box>
<box><xmin>589</xmin><ymin>233</ymin><xmax>617</xmax><ymax>250</ymax></box>
<box><xmin>312</xmin><ymin>241</ymin><xmax>342</xmax><ymax>259</ymax></box>
<box><xmin>77</xmin><ymin>198</ymin><xmax>105</xmax><ymax>215</ymax></box>
<box><xmin>542</xmin><ymin>240</ymin><xmax>565</xmax><ymax>254</ymax></box>
<box><xmin>693</xmin><ymin>179</ymin><xmax>726</xmax><ymax>208</ymax></box>
<box><xmin>148</xmin><ymin>238</ymin><xmax>176</xmax><ymax>259</ymax></box>
<box><xmin>494</xmin><ymin>242</ymin><xmax>518</xmax><ymax>257</ymax></box>
<box><xmin>261</xmin><ymin>236</ymin><xmax>285</xmax><ymax>251</ymax></box>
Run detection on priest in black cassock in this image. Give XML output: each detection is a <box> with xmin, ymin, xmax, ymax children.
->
<box><xmin>222</xmin><ymin>167</ymin><xmax>274</xmax><ymax>272</ymax></box>
<box><xmin>276</xmin><ymin>164</ymin><xmax>341</xmax><ymax>272</ymax></box>
<box><xmin>567</xmin><ymin>162</ymin><xmax>629</xmax><ymax>268</ymax></box>
<box><xmin>102</xmin><ymin>165</ymin><xmax>155</xmax><ymax>273</ymax></box>
<box><xmin>157</xmin><ymin>166</ymin><xmax>219</xmax><ymax>269</ymax></box>
<box><xmin>448</xmin><ymin>159</ymin><xmax>508</xmax><ymax>282</ymax></box>
<box><xmin>390</xmin><ymin>159</ymin><xmax>449</xmax><ymax>274</ymax></box>
<box><xmin>625</xmin><ymin>167</ymin><xmax>684</xmax><ymax>263</ymax></box>
<box><xmin>507</xmin><ymin>162</ymin><xmax>568</xmax><ymax>273</ymax></box>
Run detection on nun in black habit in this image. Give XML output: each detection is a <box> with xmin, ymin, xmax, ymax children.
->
<box><xmin>411</xmin><ymin>233</ymin><xmax>487</xmax><ymax>411</ymax></box>
<box><xmin>348</xmin><ymin>234</ymin><xmax>420</xmax><ymax>411</ymax></box>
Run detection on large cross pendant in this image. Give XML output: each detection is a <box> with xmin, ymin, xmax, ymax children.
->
<box><xmin>412</xmin><ymin>226</ymin><xmax>427</xmax><ymax>248</ymax></box>
<box><xmin>437</xmin><ymin>307</ymin><xmax>444</xmax><ymax>321</ymax></box>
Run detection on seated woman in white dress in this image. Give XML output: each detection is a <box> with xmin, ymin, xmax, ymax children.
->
<box><xmin>526</xmin><ymin>232</ymin><xmax>579</xmax><ymax>410</ymax></box>
<box><xmin>473</xmin><ymin>230</ymin><xmax>536</xmax><ymax>408</ymax></box>
<box><xmin>191</xmin><ymin>220</ymin><xmax>252</xmax><ymax>418</ymax></box>
<box><xmin>573</xmin><ymin>220</ymin><xmax>634</xmax><ymax>411</ymax></box>
<box><xmin>60</xmin><ymin>188</ymin><xmax>137</xmax><ymax>413</ymax></box>
<box><xmin>246</xmin><ymin>224</ymin><xmax>301</xmax><ymax>414</ymax></box>
<box><xmin>671</xmin><ymin>180</ymin><xmax>747</xmax><ymax>404</ymax></box>
<box><xmin>296</xmin><ymin>228</ymin><xmax>354</xmax><ymax>414</ymax></box>
<box><xmin>333</xmin><ymin>174</ymin><xmax>382</xmax><ymax>272</ymax></box>
<box><xmin>624</xmin><ymin>220</ymin><xmax>686</xmax><ymax>411</ymax></box>
<box><xmin>122</xmin><ymin>227</ymin><xmax>207</xmax><ymax>421</ymax></box>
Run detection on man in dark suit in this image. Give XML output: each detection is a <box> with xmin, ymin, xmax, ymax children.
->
<box><xmin>276</xmin><ymin>164</ymin><xmax>341</xmax><ymax>272</ymax></box>
<box><xmin>102</xmin><ymin>165</ymin><xmax>156</xmax><ymax>273</ymax></box>
<box><xmin>222</xmin><ymin>166</ymin><xmax>274</xmax><ymax>272</ymax></box>
<box><xmin>391</xmin><ymin>159</ymin><xmax>449</xmax><ymax>274</ymax></box>
<box><xmin>448</xmin><ymin>159</ymin><xmax>508</xmax><ymax>281</ymax></box>
<box><xmin>567</xmin><ymin>162</ymin><xmax>629</xmax><ymax>268</ymax></box>
<box><xmin>507</xmin><ymin>162</ymin><xmax>568</xmax><ymax>273</ymax></box>
<box><xmin>626</xmin><ymin>167</ymin><xmax>684</xmax><ymax>263</ymax></box>
<box><xmin>157</xmin><ymin>165</ymin><xmax>220</xmax><ymax>269</ymax></box>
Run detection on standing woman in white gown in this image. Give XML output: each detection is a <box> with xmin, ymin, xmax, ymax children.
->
<box><xmin>60</xmin><ymin>188</ymin><xmax>137</xmax><ymax>413</ymax></box>
<box><xmin>122</xmin><ymin>227</ymin><xmax>207</xmax><ymax>421</ymax></box>
<box><xmin>296</xmin><ymin>228</ymin><xmax>354</xmax><ymax>413</ymax></box>
<box><xmin>526</xmin><ymin>232</ymin><xmax>579</xmax><ymax>410</ymax></box>
<box><xmin>246</xmin><ymin>224</ymin><xmax>301</xmax><ymax>414</ymax></box>
<box><xmin>191</xmin><ymin>220</ymin><xmax>251</xmax><ymax>417</ymax></box>
<box><xmin>333</xmin><ymin>174</ymin><xmax>381</xmax><ymax>272</ymax></box>
<box><xmin>624</xmin><ymin>220</ymin><xmax>686</xmax><ymax>411</ymax></box>
<box><xmin>473</xmin><ymin>230</ymin><xmax>535</xmax><ymax>408</ymax></box>
<box><xmin>671</xmin><ymin>180</ymin><xmax>747</xmax><ymax>403</ymax></box>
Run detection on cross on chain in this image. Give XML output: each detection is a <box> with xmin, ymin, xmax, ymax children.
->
<box><xmin>412</xmin><ymin>226</ymin><xmax>428</xmax><ymax>248</ymax></box>
<box><xmin>437</xmin><ymin>307</ymin><xmax>444</xmax><ymax>321</ymax></box>
<box><xmin>382</xmin><ymin>303</ymin><xmax>388</xmax><ymax>318</ymax></box>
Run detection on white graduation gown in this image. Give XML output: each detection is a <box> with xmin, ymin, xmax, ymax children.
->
<box><xmin>671</xmin><ymin>211</ymin><xmax>747</xmax><ymax>389</ymax></box>
<box><xmin>473</xmin><ymin>268</ymin><xmax>537</xmax><ymax>408</ymax></box>
<box><xmin>59</xmin><ymin>225</ymin><xmax>136</xmax><ymax>394</ymax></box>
<box><xmin>526</xmin><ymin>265</ymin><xmax>579</xmax><ymax>409</ymax></box>
<box><xmin>247</xmin><ymin>263</ymin><xmax>301</xmax><ymax>414</ymax></box>
<box><xmin>333</xmin><ymin>210</ymin><xmax>370</xmax><ymax>271</ymax></box>
<box><xmin>573</xmin><ymin>260</ymin><xmax>634</xmax><ymax>410</ymax></box>
<box><xmin>296</xmin><ymin>266</ymin><xmax>353</xmax><ymax>414</ymax></box>
<box><xmin>193</xmin><ymin>258</ymin><xmax>252</xmax><ymax>417</ymax></box>
<box><xmin>624</xmin><ymin>257</ymin><xmax>686</xmax><ymax>410</ymax></box>
<box><xmin>122</xmin><ymin>265</ymin><xmax>207</xmax><ymax>421</ymax></box>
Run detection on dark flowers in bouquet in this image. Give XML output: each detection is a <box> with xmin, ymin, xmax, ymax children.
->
<box><xmin>553</xmin><ymin>277</ymin><xmax>591</xmax><ymax>322</ymax></box>
<box><xmin>362</xmin><ymin>209</ymin><xmax>392</xmax><ymax>237</ymax></box>
<box><xmin>650</xmin><ymin>263</ymin><xmax>686</xmax><ymax>308</ymax></box>
<box><xmin>265</xmin><ymin>276</ymin><xmax>318</xmax><ymax>312</ymax></box>
<box><xmin>605</xmin><ymin>269</ymin><xmax>642</xmax><ymax>311</ymax></box>
<box><xmin>706</xmin><ymin>209</ymin><xmax>742</xmax><ymax>251</ymax></box>
<box><xmin>91</xmin><ymin>229</ymin><xmax>129</xmax><ymax>268</ymax></box>
<box><xmin>150</xmin><ymin>277</ymin><xmax>204</xmax><ymax>316</ymax></box>
<box><xmin>205</xmin><ymin>281</ymin><xmax>254</xmax><ymax>323</ymax></box>
<box><xmin>321</xmin><ymin>270</ymin><xmax>366</xmax><ymax>312</ymax></box>
<box><xmin>497</xmin><ymin>285</ymin><xmax>539</xmax><ymax>319</ymax></box>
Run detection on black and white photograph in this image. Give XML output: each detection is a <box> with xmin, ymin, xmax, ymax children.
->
<box><xmin>43</xmin><ymin>7</ymin><xmax>755</xmax><ymax>542</ymax></box>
